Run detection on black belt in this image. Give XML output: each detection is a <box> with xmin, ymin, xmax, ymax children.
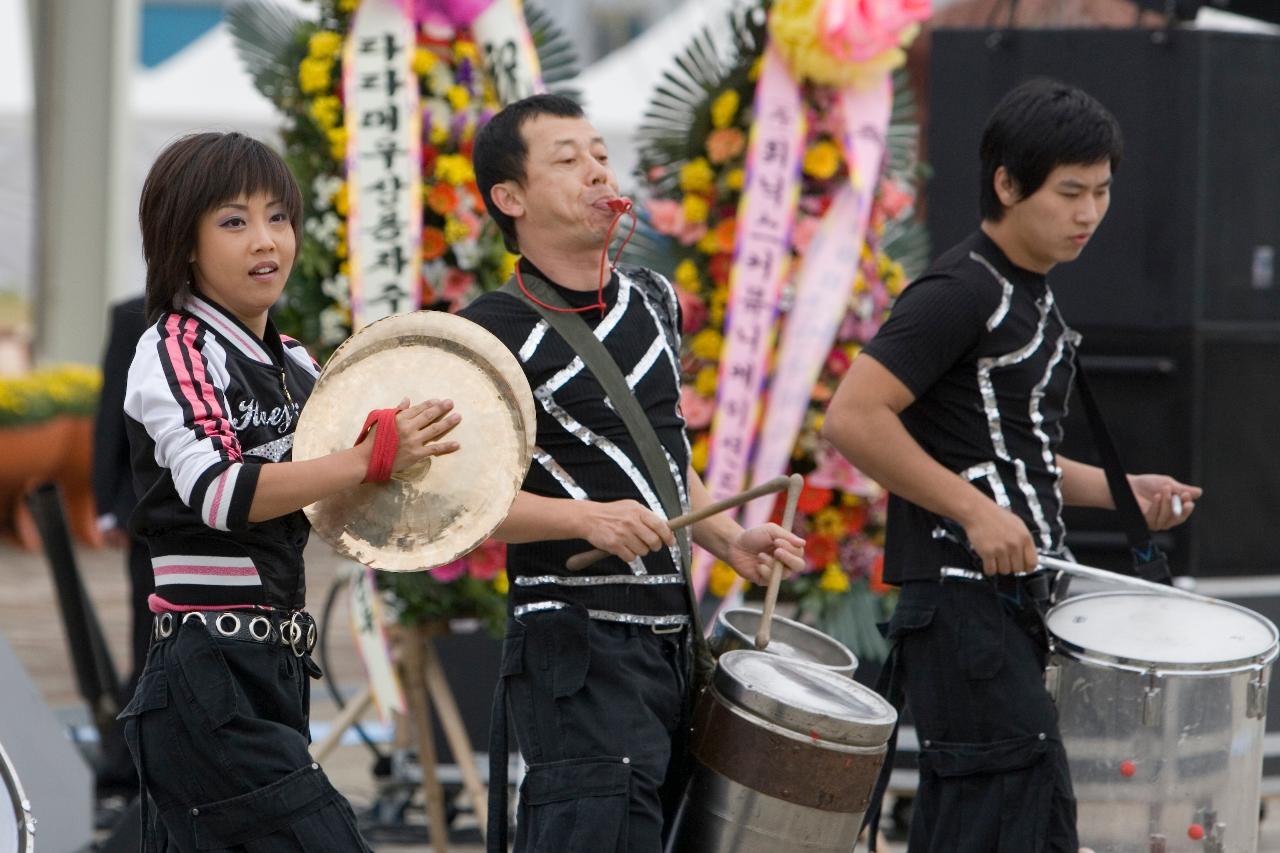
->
<box><xmin>153</xmin><ymin>609</ymin><xmax>318</xmax><ymax>656</ymax></box>
<box><xmin>939</xmin><ymin>566</ymin><xmax>1053</xmax><ymax>602</ymax></box>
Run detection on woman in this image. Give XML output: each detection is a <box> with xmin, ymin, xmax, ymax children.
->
<box><xmin>119</xmin><ymin>131</ymin><xmax>459</xmax><ymax>851</ymax></box>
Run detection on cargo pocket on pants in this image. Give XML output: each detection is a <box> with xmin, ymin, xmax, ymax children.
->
<box><xmin>188</xmin><ymin>763</ymin><xmax>361</xmax><ymax>851</ymax></box>
<box><xmin>519</xmin><ymin>756</ymin><xmax>631</xmax><ymax>853</ymax></box>
<box><xmin>919</xmin><ymin>733</ymin><xmax>1056</xmax><ymax>853</ymax></box>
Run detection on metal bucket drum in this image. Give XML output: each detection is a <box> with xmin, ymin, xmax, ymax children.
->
<box><xmin>1046</xmin><ymin>591</ymin><xmax>1279</xmax><ymax>853</ymax></box>
<box><xmin>709</xmin><ymin>607</ymin><xmax>859</xmax><ymax>677</ymax></box>
<box><xmin>664</xmin><ymin>650</ymin><xmax>896</xmax><ymax>853</ymax></box>
<box><xmin>0</xmin><ymin>741</ymin><xmax>34</xmax><ymax>852</ymax></box>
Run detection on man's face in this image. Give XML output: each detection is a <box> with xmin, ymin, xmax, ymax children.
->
<box><xmin>999</xmin><ymin>161</ymin><xmax>1112</xmax><ymax>273</ymax></box>
<box><xmin>506</xmin><ymin>115</ymin><xmax>621</xmax><ymax>252</ymax></box>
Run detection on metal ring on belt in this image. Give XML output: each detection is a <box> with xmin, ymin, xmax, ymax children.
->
<box><xmin>153</xmin><ymin>609</ymin><xmax>318</xmax><ymax>656</ymax></box>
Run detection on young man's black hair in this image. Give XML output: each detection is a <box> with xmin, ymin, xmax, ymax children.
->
<box><xmin>979</xmin><ymin>78</ymin><xmax>1124</xmax><ymax>222</ymax></box>
<box><xmin>472</xmin><ymin>93</ymin><xmax>585</xmax><ymax>252</ymax></box>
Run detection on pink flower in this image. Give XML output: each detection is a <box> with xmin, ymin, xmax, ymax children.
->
<box><xmin>442</xmin><ymin>268</ymin><xmax>475</xmax><ymax>309</ymax></box>
<box><xmin>791</xmin><ymin>215</ymin><xmax>823</xmax><ymax>254</ymax></box>
<box><xmin>878</xmin><ymin>177</ymin><xmax>913</xmax><ymax>220</ymax></box>
<box><xmin>647</xmin><ymin>199</ymin><xmax>685</xmax><ymax>237</ymax></box>
<box><xmin>433</xmin><ymin>559</ymin><xmax>467</xmax><ymax>583</ymax></box>
<box><xmin>818</xmin><ymin>0</ymin><xmax>930</xmax><ymax>64</ymax></box>
<box><xmin>680</xmin><ymin>386</ymin><xmax>715</xmax><ymax>429</ymax></box>
<box><xmin>467</xmin><ymin>540</ymin><xmax>506</xmax><ymax>581</ymax></box>
<box><xmin>677</xmin><ymin>289</ymin><xmax>707</xmax><ymax>334</ymax></box>
<box><xmin>808</xmin><ymin>440</ymin><xmax>873</xmax><ymax>494</ymax></box>
<box><xmin>826</xmin><ymin>347</ymin><xmax>851</xmax><ymax>377</ymax></box>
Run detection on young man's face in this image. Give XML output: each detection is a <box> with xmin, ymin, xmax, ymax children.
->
<box><xmin>998</xmin><ymin>160</ymin><xmax>1112</xmax><ymax>273</ymax></box>
<box><xmin>507</xmin><ymin>114</ymin><xmax>621</xmax><ymax>253</ymax></box>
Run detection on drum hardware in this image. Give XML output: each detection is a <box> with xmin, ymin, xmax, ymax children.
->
<box><xmin>0</xmin><ymin>740</ymin><xmax>35</xmax><ymax>853</ymax></box>
<box><xmin>1148</xmin><ymin>834</ymin><xmax>1166</xmax><ymax>853</ymax></box>
<box><xmin>754</xmin><ymin>474</ymin><xmax>803</xmax><ymax>651</ymax></box>
<box><xmin>1038</xmin><ymin>555</ymin><xmax>1221</xmax><ymax>605</ymax></box>
<box><xmin>564</xmin><ymin>475</ymin><xmax>794</xmax><ymax>572</ymax></box>
<box><xmin>1141</xmin><ymin>670</ymin><xmax>1163</xmax><ymax>727</ymax></box>
<box><xmin>1044</xmin><ymin>662</ymin><xmax>1061</xmax><ymax>702</ymax></box>
<box><xmin>1247</xmin><ymin>669</ymin><xmax>1269</xmax><ymax>719</ymax></box>
<box><xmin>293</xmin><ymin>311</ymin><xmax>536</xmax><ymax>572</ymax></box>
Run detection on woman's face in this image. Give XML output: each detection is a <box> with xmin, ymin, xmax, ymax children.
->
<box><xmin>190</xmin><ymin>191</ymin><xmax>296</xmax><ymax>332</ymax></box>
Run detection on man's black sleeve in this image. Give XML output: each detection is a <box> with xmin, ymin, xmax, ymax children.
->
<box><xmin>861</xmin><ymin>274</ymin><xmax>993</xmax><ymax>398</ymax></box>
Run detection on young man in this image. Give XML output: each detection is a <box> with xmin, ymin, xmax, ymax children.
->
<box><xmin>821</xmin><ymin>79</ymin><xmax>1201</xmax><ymax>852</ymax></box>
<box><xmin>461</xmin><ymin>94</ymin><xmax>805</xmax><ymax>853</ymax></box>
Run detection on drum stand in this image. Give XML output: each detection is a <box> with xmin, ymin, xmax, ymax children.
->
<box><xmin>311</xmin><ymin>623</ymin><xmax>488</xmax><ymax>853</ymax></box>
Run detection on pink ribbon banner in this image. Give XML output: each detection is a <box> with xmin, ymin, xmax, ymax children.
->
<box><xmin>345</xmin><ymin>0</ymin><xmax>423</xmax><ymax>328</ymax></box>
<box><xmin>693</xmin><ymin>47</ymin><xmax>806</xmax><ymax>596</ymax></box>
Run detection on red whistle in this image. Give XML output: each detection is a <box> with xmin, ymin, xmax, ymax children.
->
<box><xmin>606</xmin><ymin>197</ymin><xmax>633</xmax><ymax>213</ymax></box>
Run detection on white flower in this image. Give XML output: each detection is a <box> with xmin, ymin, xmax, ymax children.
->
<box><xmin>319</xmin><ymin>305</ymin><xmax>349</xmax><ymax>346</ymax></box>
<box><xmin>311</xmin><ymin>174</ymin><xmax>344</xmax><ymax>211</ymax></box>
<box><xmin>421</xmin><ymin>259</ymin><xmax>447</xmax><ymax>289</ymax></box>
<box><xmin>452</xmin><ymin>239</ymin><xmax>481</xmax><ymax>271</ymax></box>
<box><xmin>321</xmin><ymin>273</ymin><xmax>351</xmax><ymax>305</ymax></box>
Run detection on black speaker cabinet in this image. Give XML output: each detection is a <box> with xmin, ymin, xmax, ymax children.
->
<box><xmin>927</xmin><ymin>28</ymin><xmax>1280</xmax><ymax>577</ymax></box>
<box><xmin>927</xmin><ymin>27</ymin><xmax>1280</xmax><ymax>328</ymax></box>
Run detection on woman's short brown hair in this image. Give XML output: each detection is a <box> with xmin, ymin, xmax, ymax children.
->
<box><xmin>138</xmin><ymin>132</ymin><xmax>304</xmax><ymax>323</ymax></box>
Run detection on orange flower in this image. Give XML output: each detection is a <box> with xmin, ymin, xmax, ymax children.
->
<box><xmin>427</xmin><ymin>183</ymin><xmax>459</xmax><ymax>216</ymax></box>
<box><xmin>868</xmin><ymin>553</ymin><xmax>891</xmax><ymax>595</ymax></box>
<box><xmin>806</xmin><ymin>534</ymin><xmax>838</xmax><ymax>569</ymax></box>
<box><xmin>422</xmin><ymin>227</ymin><xmax>447</xmax><ymax>261</ymax></box>
<box><xmin>706</xmin><ymin>128</ymin><xmax>746</xmax><ymax>164</ymax></box>
<box><xmin>713</xmin><ymin>218</ymin><xmax>737</xmax><ymax>253</ymax></box>
<box><xmin>796</xmin><ymin>482</ymin><xmax>834</xmax><ymax>515</ymax></box>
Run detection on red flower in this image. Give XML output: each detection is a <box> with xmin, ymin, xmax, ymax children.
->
<box><xmin>677</xmin><ymin>288</ymin><xmax>707</xmax><ymax>334</ymax></box>
<box><xmin>427</xmin><ymin>183</ymin><xmax>459</xmax><ymax>216</ymax></box>
<box><xmin>467</xmin><ymin>540</ymin><xmax>507</xmax><ymax>581</ymax></box>
<box><xmin>708</xmin><ymin>253</ymin><xmax>733</xmax><ymax>286</ymax></box>
<box><xmin>806</xmin><ymin>534</ymin><xmax>837</xmax><ymax>569</ymax></box>
<box><xmin>433</xmin><ymin>559</ymin><xmax>467</xmax><ymax>583</ymax></box>
<box><xmin>868</xmin><ymin>553</ymin><xmax>890</xmax><ymax>594</ymax></box>
<box><xmin>422</xmin><ymin>227</ymin><xmax>447</xmax><ymax>261</ymax></box>
<box><xmin>796</xmin><ymin>482</ymin><xmax>834</xmax><ymax>515</ymax></box>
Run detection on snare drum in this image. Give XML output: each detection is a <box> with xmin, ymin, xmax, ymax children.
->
<box><xmin>1046</xmin><ymin>591</ymin><xmax>1279</xmax><ymax>853</ymax></box>
<box><xmin>664</xmin><ymin>650</ymin><xmax>895</xmax><ymax>853</ymax></box>
<box><xmin>708</xmin><ymin>607</ymin><xmax>858</xmax><ymax>676</ymax></box>
<box><xmin>0</xmin><ymin>741</ymin><xmax>34</xmax><ymax>853</ymax></box>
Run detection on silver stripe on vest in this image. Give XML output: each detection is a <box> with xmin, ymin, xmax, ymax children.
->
<box><xmin>514</xmin><ymin>573</ymin><xmax>684</xmax><ymax>587</ymax></box>
<box><xmin>970</xmin><ymin>251</ymin><xmax>1015</xmax><ymax>331</ymax></box>
<box><xmin>513</xmin><ymin>599</ymin><xmax>691</xmax><ymax>626</ymax></box>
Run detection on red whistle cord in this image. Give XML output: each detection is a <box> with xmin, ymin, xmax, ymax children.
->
<box><xmin>354</xmin><ymin>408</ymin><xmax>399</xmax><ymax>483</ymax></box>
<box><xmin>515</xmin><ymin>197</ymin><xmax>637</xmax><ymax>318</ymax></box>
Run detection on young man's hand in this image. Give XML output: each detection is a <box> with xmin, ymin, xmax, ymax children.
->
<box><xmin>1128</xmin><ymin>474</ymin><xmax>1201</xmax><ymax>530</ymax></box>
<box><xmin>724</xmin><ymin>524</ymin><xmax>806</xmax><ymax>585</ymax></box>
<box><xmin>961</xmin><ymin>501</ymin><xmax>1039</xmax><ymax>575</ymax></box>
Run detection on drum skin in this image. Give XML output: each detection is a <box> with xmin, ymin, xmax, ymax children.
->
<box><xmin>1047</xmin><ymin>592</ymin><xmax>1279</xmax><ymax>853</ymax></box>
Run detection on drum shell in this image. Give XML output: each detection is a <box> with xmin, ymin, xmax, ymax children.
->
<box><xmin>1048</xmin><ymin>598</ymin><xmax>1277</xmax><ymax>853</ymax></box>
<box><xmin>664</xmin><ymin>675</ymin><xmax>890</xmax><ymax>852</ymax></box>
<box><xmin>708</xmin><ymin>607</ymin><xmax>859</xmax><ymax>677</ymax></box>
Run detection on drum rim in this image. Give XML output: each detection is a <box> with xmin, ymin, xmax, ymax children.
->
<box><xmin>0</xmin><ymin>740</ymin><xmax>34</xmax><ymax>851</ymax></box>
<box><xmin>715</xmin><ymin>650</ymin><xmax>897</xmax><ymax>745</ymax></box>
<box><xmin>1047</xmin><ymin>590</ymin><xmax>1280</xmax><ymax>673</ymax></box>
<box><xmin>704</xmin><ymin>683</ymin><xmax>892</xmax><ymax>756</ymax></box>
<box><xmin>712</xmin><ymin>607</ymin><xmax>858</xmax><ymax>674</ymax></box>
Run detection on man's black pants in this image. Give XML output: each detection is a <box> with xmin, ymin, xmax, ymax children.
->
<box><xmin>500</xmin><ymin>605</ymin><xmax>692</xmax><ymax>853</ymax></box>
<box><xmin>120</xmin><ymin>620</ymin><xmax>372</xmax><ymax>852</ymax></box>
<box><xmin>887</xmin><ymin>577</ymin><xmax>1078</xmax><ymax>853</ymax></box>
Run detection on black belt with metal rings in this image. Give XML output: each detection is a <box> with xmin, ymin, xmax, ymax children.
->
<box><xmin>153</xmin><ymin>609</ymin><xmax>318</xmax><ymax>657</ymax></box>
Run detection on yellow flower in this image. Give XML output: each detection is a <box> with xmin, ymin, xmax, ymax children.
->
<box><xmin>709</xmin><ymin>561</ymin><xmax>738</xmax><ymax>598</ymax></box>
<box><xmin>298</xmin><ymin>56</ymin><xmax>333</xmax><ymax>95</ymax></box>
<box><xmin>335</xmin><ymin>221</ymin><xmax>346</xmax><ymax>243</ymax></box>
<box><xmin>710</xmin><ymin>90</ymin><xmax>740</xmax><ymax>130</ymax></box>
<box><xmin>814</xmin><ymin>507</ymin><xmax>846</xmax><ymax>538</ymax></box>
<box><xmin>691</xmin><ymin>435</ymin><xmax>710</xmax><ymax>473</ymax></box>
<box><xmin>308</xmin><ymin>30</ymin><xmax>343</xmax><ymax>61</ymax></box>
<box><xmin>842</xmin><ymin>492</ymin><xmax>862</xmax><ymax>507</ymax></box>
<box><xmin>446</xmin><ymin>85</ymin><xmax>471</xmax><ymax>112</ymax></box>
<box><xmin>435</xmin><ymin>154</ymin><xmax>475</xmax><ymax>186</ymax></box>
<box><xmin>332</xmin><ymin>182</ymin><xmax>348</xmax><ymax>217</ymax></box>
<box><xmin>413</xmin><ymin>47</ymin><xmax>438</xmax><ymax>77</ymax></box>
<box><xmin>679</xmin><ymin>158</ymin><xmax>715</xmax><ymax>194</ymax></box>
<box><xmin>326</xmin><ymin>127</ymin><xmax>347</xmax><ymax>161</ymax></box>
<box><xmin>309</xmin><ymin>95</ymin><xmax>342</xmax><ymax>131</ymax></box>
<box><xmin>335</xmin><ymin>238</ymin><xmax>347</xmax><ymax>259</ymax></box>
<box><xmin>818</xmin><ymin>563</ymin><xmax>850</xmax><ymax>594</ymax></box>
<box><xmin>493</xmin><ymin>571</ymin><xmax>509</xmax><ymax>595</ymax></box>
<box><xmin>339</xmin><ymin>260</ymin><xmax>350</xmax><ymax>277</ymax></box>
<box><xmin>429</xmin><ymin>121</ymin><xmax>450</xmax><ymax>146</ymax></box>
<box><xmin>725</xmin><ymin>168</ymin><xmax>745</xmax><ymax>191</ymax></box>
<box><xmin>803</xmin><ymin>140</ymin><xmax>841</xmax><ymax>181</ymax></box>
<box><xmin>454</xmin><ymin>41</ymin><xmax>479</xmax><ymax>61</ymax></box>
<box><xmin>498</xmin><ymin>252</ymin><xmax>519</xmax><ymax>281</ymax></box>
<box><xmin>690</xmin><ymin>329</ymin><xmax>723</xmax><ymax>361</ymax></box>
<box><xmin>694</xmin><ymin>366</ymin><xmax>718</xmax><ymax>398</ymax></box>
<box><xmin>696</xmin><ymin>232</ymin><xmax>721</xmax><ymax>256</ymax></box>
<box><xmin>338</xmin><ymin>0</ymin><xmax>359</xmax><ymax>11</ymax></box>
<box><xmin>674</xmin><ymin>259</ymin><xmax>700</xmax><ymax>289</ymax></box>
<box><xmin>682</xmin><ymin>195</ymin><xmax>709</xmax><ymax>225</ymax></box>
<box><xmin>443</xmin><ymin>216</ymin><xmax>470</xmax><ymax>245</ymax></box>
<box><xmin>749</xmin><ymin>56</ymin><xmax>764</xmax><ymax>81</ymax></box>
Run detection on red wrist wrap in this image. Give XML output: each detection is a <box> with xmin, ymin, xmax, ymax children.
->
<box><xmin>354</xmin><ymin>408</ymin><xmax>399</xmax><ymax>483</ymax></box>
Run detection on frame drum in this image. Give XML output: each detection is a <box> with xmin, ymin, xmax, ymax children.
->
<box><xmin>1046</xmin><ymin>591</ymin><xmax>1279</xmax><ymax>852</ymax></box>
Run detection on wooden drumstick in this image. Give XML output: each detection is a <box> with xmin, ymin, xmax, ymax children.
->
<box><xmin>755</xmin><ymin>473</ymin><xmax>804</xmax><ymax>651</ymax></box>
<box><xmin>564</xmin><ymin>475</ymin><xmax>793</xmax><ymax>572</ymax></box>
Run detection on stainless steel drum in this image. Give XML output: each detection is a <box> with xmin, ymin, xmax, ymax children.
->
<box><xmin>0</xmin><ymin>741</ymin><xmax>34</xmax><ymax>853</ymax></box>
<box><xmin>709</xmin><ymin>607</ymin><xmax>859</xmax><ymax>677</ymax></box>
<box><xmin>664</xmin><ymin>650</ymin><xmax>896</xmax><ymax>853</ymax></box>
<box><xmin>1046</xmin><ymin>591</ymin><xmax>1279</xmax><ymax>853</ymax></box>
